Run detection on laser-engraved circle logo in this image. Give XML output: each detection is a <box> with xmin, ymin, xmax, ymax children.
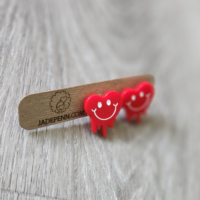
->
<box><xmin>50</xmin><ymin>91</ymin><xmax>71</xmax><ymax>113</ymax></box>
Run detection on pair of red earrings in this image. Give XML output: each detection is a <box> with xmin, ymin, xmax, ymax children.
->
<box><xmin>84</xmin><ymin>82</ymin><xmax>155</xmax><ymax>137</ymax></box>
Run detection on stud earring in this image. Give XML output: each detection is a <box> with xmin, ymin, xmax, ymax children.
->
<box><xmin>84</xmin><ymin>90</ymin><xmax>122</xmax><ymax>137</ymax></box>
<box><xmin>121</xmin><ymin>82</ymin><xmax>155</xmax><ymax>122</ymax></box>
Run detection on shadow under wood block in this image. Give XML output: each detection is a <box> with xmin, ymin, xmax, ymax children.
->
<box><xmin>28</xmin><ymin>114</ymin><xmax>167</xmax><ymax>142</ymax></box>
<box><xmin>106</xmin><ymin>114</ymin><xmax>167</xmax><ymax>142</ymax></box>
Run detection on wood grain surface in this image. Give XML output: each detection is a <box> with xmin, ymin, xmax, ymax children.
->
<box><xmin>1</xmin><ymin>0</ymin><xmax>200</xmax><ymax>199</ymax></box>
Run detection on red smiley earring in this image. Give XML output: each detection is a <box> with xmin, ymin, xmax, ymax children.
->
<box><xmin>84</xmin><ymin>90</ymin><xmax>122</xmax><ymax>137</ymax></box>
<box><xmin>84</xmin><ymin>82</ymin><xmax>154</xmax><ymax>136</ymax></box>
<box><xmin>121</xmin><ymin>82</ymin><xmax>155</xmax><ymax>123</ymax></box>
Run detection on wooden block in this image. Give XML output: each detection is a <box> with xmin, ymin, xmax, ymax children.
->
<box><xmin>18</xmin><ymin>74</ymin><xmax>155</xmax><ymax>130</ymax></box>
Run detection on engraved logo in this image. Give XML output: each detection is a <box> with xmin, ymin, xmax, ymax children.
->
<box><xmin>50</xmin><ymin>91</ymin><xmax>71</xmax><ymax>113</ymax></box>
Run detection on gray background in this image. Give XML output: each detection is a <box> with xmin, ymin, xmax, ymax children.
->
<box><xmin>0</xmin><ymin>0</ymin><xmax>200</xmax><ymax>199</ymax></box>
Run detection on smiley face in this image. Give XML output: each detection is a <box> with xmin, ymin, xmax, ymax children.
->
<box><xmin>121</xmin><ymin>82</ymin><xmax>155</xmax><ymax>122</ymax></box>
<box><xmin>126</xmin><ymin>90</ymin><xmax>152</xmax><ymax>112</ymax></box>
<box><xmin>84</xmin><ymin>90</ymin><xmax>122</xmax><ymax>124</ymax></box>
<box><xmin>91</xmin><ymin>99</ymin><xmax>118</xmax><ymax>121</ymax></box>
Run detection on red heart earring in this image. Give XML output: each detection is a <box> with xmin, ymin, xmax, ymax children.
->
<box><xmin>121</xmin><ymin>82</ymin><xmax>155</xmax><ymax>122</ymax></box>
<box><xmin>84</xmin><ymin>90</ymin><xmax>122</xmax><ymax>137</ymax></box>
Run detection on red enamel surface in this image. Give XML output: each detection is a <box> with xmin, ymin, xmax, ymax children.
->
<box><xmin>121</xmin><ymin>82</ymin><xmax>155</xmax><ymax>122</ymax></box>
<box><xmin>84</xmin><ymin>90</ymin><xmax>122</xmax><ymax>137</ymax></box>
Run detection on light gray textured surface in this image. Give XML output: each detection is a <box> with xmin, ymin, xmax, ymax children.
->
<box><xmin>0</xmin><ymin>0</ymin><xmax>200</xmax><ymax>199</ymax></box>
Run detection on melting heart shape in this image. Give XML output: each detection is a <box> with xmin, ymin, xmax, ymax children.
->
<box><xmin>84</xmin><ymin>90</ymin><xmax>122</xmax><ymax>137</ymax></box>
<box><xmin>121</xmin><ymin>82</ymin><xmax>155</xmax><ymax>122</ymax></box>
